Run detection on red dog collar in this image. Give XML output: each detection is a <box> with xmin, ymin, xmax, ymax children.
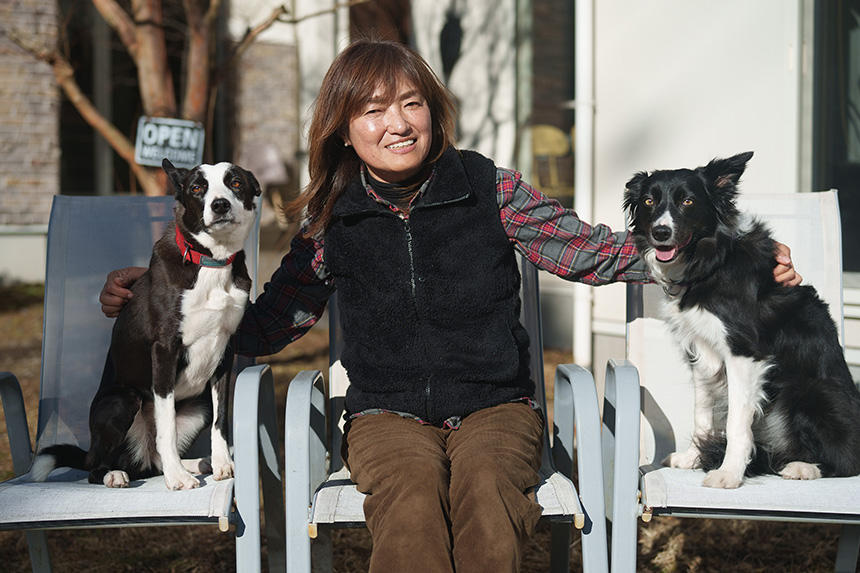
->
<box><xmin>174</xmin><ymin>225</ymin><xmax>238</xmax><ymax>267</ymax></box>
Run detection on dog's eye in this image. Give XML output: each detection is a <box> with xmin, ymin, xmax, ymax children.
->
<box><xmin>231</xmin><ymin>180</ymin><xmax>241</xmax><ymax>189</ymax></box>
<box><xmin>643</xmin><ymin>197</ymin><xmax>654</xmax><ymax>207</ymax></box>
<box><xmin>682</xmin><ymin>198</ymin><xmax>694</xmax><ymax>206</ymax></box>
<box><xmin>190</xmin><ymin>185</ymin><xmax>203</xmax><ymax>195</ymax></box>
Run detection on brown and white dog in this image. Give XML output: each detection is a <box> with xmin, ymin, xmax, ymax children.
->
<box><xmin>32</xmin><ymin>159</ymin><xmax>260</xmax><ymax>489</ymax></box>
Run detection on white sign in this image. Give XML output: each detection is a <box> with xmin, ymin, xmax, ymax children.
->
<box><xmin>134</xmin><ymin>116</ymin><xmax>205</xmax><ymax>169</ymax></box>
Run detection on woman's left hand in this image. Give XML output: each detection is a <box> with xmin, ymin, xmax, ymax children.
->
<box><xmin>773</xmin><ymin>242</ymin><xmax>802</xmax><ymax>286</ymax></box>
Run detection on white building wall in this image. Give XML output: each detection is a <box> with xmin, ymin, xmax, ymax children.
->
<box><xmin>412</xmin><ymin>1</ymin><xmax>519</xmax><ymax>168</ymax></box>
<box><xmin>589</xmin><ymin>0</ymin><xmax>806</xmax><ymax>370</ymax></box>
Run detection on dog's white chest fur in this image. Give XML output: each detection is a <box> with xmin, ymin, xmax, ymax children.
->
<box><xmin>663</xmin><ymin>297</ymin><xmax>731</xmax><ymax>359</ymax></box>
<box><xmin>177</xmin><ymin>267</ymin><xmax>247</xmax><ymax>400</ymax></box>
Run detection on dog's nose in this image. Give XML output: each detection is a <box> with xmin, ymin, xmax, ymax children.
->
<box><xmin>211</xmin><ymin>198</ymin><xmax>231</xmax><ymax>215</ymax></box>
<box><xmin>652</xmin><ymin>225</ymin><xmax>672</xmax><ymax>242</ymax></box>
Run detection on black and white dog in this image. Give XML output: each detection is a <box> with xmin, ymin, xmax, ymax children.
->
<box><xmin>32</xmin><ymin>159</ymin><xmax>260</xmax><ymax>489</ymax></box>
<box><xmin>624</xmin><ymin>151</ymin><xmax>860</xmax><ymax>489</ymax></box>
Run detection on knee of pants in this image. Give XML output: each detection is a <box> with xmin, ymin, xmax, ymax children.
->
<box><xmin>353</xmin><ymin>453</ymin><xmax>450</xmax><ymax>503</ymax></box>
<box><xmin>362</xmin><ymin>464</ymin><xmax>452</xmax><ymax>531</ymax></box>
<box><xmin>450</xmin><ymin>454</ymin><xmax>539</xmax><ymax>509</ymax></box>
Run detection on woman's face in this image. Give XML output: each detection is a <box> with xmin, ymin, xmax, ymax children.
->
<box><xmin>345</xmin><ymin>79</ymin><xmax>432</xmax><ymax>183</ymax></box>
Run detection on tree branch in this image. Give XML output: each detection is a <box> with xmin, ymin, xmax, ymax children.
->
<box><xmin>91</xmin><ymin>0</ymin><xmax>139</xmax><ymax>61</ymax></box>
<box><xmin>204</xmin><ymin>0</ymin><xmax>221</xmax><ymax>27</ymax></box>
<box><xmin>7</xmin><ymin>33</ymin><xmax>161</xmax><ymax>195</ymax></box>
<box><xmin>54</xmin><ymin>54</ymin><xmax>163</xmax><ymax>194</ymax></box>
<box><xmin>181</xmin><ymin>0</ymin><xmax>211</xmax><ymax>121</ymax></box>
<box><xmin>214</xmin><ymin>0</ymin><xmax>372</xmax><ymax>86</ymax></box>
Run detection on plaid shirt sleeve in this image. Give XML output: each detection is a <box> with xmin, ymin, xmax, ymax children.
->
<box><xmin>496</xmin><ymin>167</ymin><xmax>651</xmax><ymax>285</ymax></box>
<box><xmin>234</xmin><ymin>230</ymin><xmax>334</xmax><ymax>357</ymax></box>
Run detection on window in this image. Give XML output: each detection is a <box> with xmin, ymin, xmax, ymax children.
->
<box><xmin>813</xmin><ymin>0</ymin><xmax>860</xmax><ymax>277</ymax></box>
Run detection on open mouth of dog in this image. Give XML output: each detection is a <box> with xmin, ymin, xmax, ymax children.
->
<box><xmin>651</xmin><ymin>235</ymin><xmax>691</xmax><ymax>263</ymax></box>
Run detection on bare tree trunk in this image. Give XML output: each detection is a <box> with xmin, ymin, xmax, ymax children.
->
<box><xmin>183</xmin><ymin>0</ymin><xmax>220</xmax><ymax>123</ymax></box>
<box><xmin>132</xmin><ymin>0</ymin><xmax>176</xmax><ymax>117</ymax></box>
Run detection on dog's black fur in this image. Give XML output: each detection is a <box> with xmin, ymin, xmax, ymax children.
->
<box><xmin>33</xmin><ymin>159</ymin><xmax>260</xmax><ymax>489</ymax></box>
<box><xmin>624</xmin><ymin>151</ymin><xmax>860</xmax><ymax>487</ymax></box>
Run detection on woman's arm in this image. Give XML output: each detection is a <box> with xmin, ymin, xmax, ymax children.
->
<box><xmin>233</xmin><ymin>231</ymin><xmax>335</xmax><ymax>357</ymax></box>
<box><xmin>98</xmin><ymin>232</ymin><xmax>335</xmax><ymax>356</ymax></box>
<box><xmin>495</xmin><ymin>168</ymin><xmax>801</xmax><ymax>286</ymax></box>
<box><xmin>495</xmin><ymin>168</ymin><xmax>649</xmax><ymax>285</ymax></box>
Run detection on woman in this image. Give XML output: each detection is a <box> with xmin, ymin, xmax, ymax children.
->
<box><xmin>101</xmin><ymin>40</ymin><xmax>800</xmax><ymax>572</ymax></box>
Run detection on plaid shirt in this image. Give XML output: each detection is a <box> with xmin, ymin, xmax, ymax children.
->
<box><xmin>235</xmin><ymin>166</ymin><xmax>649</xmax><ymax>357</ymax></box>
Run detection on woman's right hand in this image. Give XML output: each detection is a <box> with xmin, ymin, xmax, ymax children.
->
<box><xmin>100</xmin><ymin>266</ymin><xmax>147</xmax><ymax>317</ymax></box>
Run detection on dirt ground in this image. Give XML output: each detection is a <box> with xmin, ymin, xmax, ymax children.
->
<box><xmin>0</xmin><ymin>291</ymin><xmax>845</xmax><ymax>572</ymax></box>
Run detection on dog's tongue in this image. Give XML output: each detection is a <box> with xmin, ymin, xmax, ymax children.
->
<box><xmin>655</xmin><ymin>247</ymin><xmax>677</xmax><ymax>262</ymax></box>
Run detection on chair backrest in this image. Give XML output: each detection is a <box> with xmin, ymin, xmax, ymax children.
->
<box><xmin>627</xmin><ymin>190</ymin><xmax>843</xmax><ymax>467</ymax></box>
<box><xmin>531</xmin><ymin>124</ymin><xmax>572</xmax><ymax>203</ymax></box>
<box><xmin>325</xmin><ymin>254</ymin><xmax>556</xmax><ymax>475</ymax></box>
<box><xmin>35</xmin><ymin>195</ymin><xmax>260</xmax><ymax>453</ymax></box>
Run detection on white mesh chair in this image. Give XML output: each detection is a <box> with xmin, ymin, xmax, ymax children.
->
<box><xmin>603</xmin><ymin>190</ymin><xmax>860</xmax><ymax>572</ymax></box>
<box><xmin>284</xmin><ymin>255</ymin><xmax>610</xmax><ymax>572</ymax></box>
<box><xmin>0</xmin><ymin>195</ymin><xmax>284</xmax><ymax>573</ymax></box>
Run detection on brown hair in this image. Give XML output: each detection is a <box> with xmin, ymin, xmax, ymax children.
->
<box><xmin>287</xmin><ymin>40</ymin><xmax>457</xmax><ymax>236</ymax></box>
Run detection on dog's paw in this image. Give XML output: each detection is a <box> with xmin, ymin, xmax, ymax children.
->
<box><xmin>780</xmin><ymin>461</ymin><xmax>821</xmax><ymax>480</ymax></box>
<box><xmin>211</xmin><ymin>457</ymin><xmax>234</xmax><ymax>481</ymax></box>
<box><xmin>664</xmin><ymin>448</ymin><xmax>701</xmax><ymax>469</ymax></box>
<box><xmin>164</xmin><ymin>470</ymin><xmax>201</xmax><ymax>490</ymax></box>
<box><xmin>103</xmin><ymin>470</ymin><xmax>130</xmax><ymax>488</ymax></box>
<box><xmin>702</xmin><ymin>469</ymin><xmax>743</xmax><ymax>489</ymax></box>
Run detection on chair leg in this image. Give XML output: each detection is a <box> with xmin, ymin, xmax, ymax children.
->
<box><xmin>311</xmin><ymin>528</ymin><xmax>333</xmax><ymax>573</ymax></box>
<box><xmin>25</xmin><ymin>530</ymin><xmax>51</xmax><ymax>573</ymax></box>
<box><xmin>258</xmin><ymin>370</ymin><xmax>286</xmax><ymax>573</ymax></box>
<box><xmin>550</xmin><ymin>522</ymin><xmax>571</xmax><ymax>573</ymax></box>
<box><xmin>835</xmin><ymin>524</ymin><xmax>860</xmax><ymax>573</ymax></box>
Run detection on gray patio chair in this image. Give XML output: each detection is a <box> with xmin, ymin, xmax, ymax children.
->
<box><xmin>284</xmin><ymin>254</ymin><xmax>610</xmax><ymax>572</ymax></box>
<box><xmin>602</xmin><ymin>190</ymin><xmax>860</xmax><ymax>572</ymax></box>
<box><xmin>0</xmin><ymin>195</ymin><xmax>284</xmax><ymax>573</ymax></box>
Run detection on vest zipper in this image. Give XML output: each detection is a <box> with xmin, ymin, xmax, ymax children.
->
<box><xmin>424</xmin><ymin>375</ymin><xmax>432</xmax><ymax>421</ymax></box>
<box><xmin>399</xmin><ymin>214</ymin><xmax>430</xmax><ymax>418</ymax></box>
<box><xmin>400</xmin><ymin>215</ymin><xmax>417</xmax><ymax>297</ymax></box>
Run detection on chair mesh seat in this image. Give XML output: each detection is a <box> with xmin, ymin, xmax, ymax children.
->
<box><xmin>310</xmin><ymin>467</ymin><xmax>582</xmax><ymax>526</ymax></box>
<box><xmin>0</xmin><ymin>468</ymin><xmax>233</xmax><ymax>529</ymax></box>
<box><xmin>642</xmin><ymin>467</ymin><xmax>860</xmax><ymax>520</ymax></box>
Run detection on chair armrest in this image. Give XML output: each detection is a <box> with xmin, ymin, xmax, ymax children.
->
<box><xmin>554</xmin><ymin>365</ymin><xmax>604</xmax><ymax>511</ymax></box>
<box><xmin>284</xmin><ymin>370</ymin><xmax>326</xmax><ymax>567</ymax></box>
<box><xmin>603</xmin><ymin>359</ymin><xmax>641</xmax><ymax>506</ymax></box>
<box><xmin>0</xmin><ymin>372</ymin><xmax>32</xmax><ymax>476</ymax></box>
<box><xmin>554</xmin><ymin>363</ymin><xmax>608</xmax><ymax>570</ymax></box>
<box><xmin>603</xmin><ymin>359</ymin><xmax>642</xmax><ymax>569</ymax></box>
<box><xmin>232</xmin><ymin>363</ymin><xmax>285</xmax><ymax>572</ymax></box>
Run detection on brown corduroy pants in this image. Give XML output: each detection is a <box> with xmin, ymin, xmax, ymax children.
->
<box><xmin>343</xmin><ymin>401</ymin><xmax>545</xmax><ymax>573</ymax></box>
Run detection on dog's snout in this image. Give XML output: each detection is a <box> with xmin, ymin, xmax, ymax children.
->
<box><xmin>652</xmin><ymin>225</ymin><xmax>672</xmax><ymax>242</ymax></box>
<box><xmin>211</xmin><ymin>198</ymin><xmax>231</xmax><ymax>215</ymax></box>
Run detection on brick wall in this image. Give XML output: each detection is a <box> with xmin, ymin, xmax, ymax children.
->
<box><xmin>233</xmin><ymin>41</ymin><xmax>299</xmax><ymax>192</ymax></box>
<box><xmin>530</xmin><ymin>0</ymin><xmax>575</xmax><ymax>206</ymax></box>
<box><xmin>0</xmin><ymin>0</ymin><xmax>60</xmax><ymax>226</ymax></box>
<box><xmin>532</xmin><ymin>0</ymin><xmax>575</xmax><ymax>129</ymax></box>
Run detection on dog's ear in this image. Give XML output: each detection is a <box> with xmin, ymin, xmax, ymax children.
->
<box><xmin>625</xmin><ymin>171</ymin><xmax>649</xmax><ymax>194</ymax></box>
<box><xmin>162</xmin><ymin>158</ymin><xmax>188</xmax><ymax>199</ymax></box>
<box><xmin>623</xmin><ymin>171</ymin><xmax>649</xmax><ymax>224</ymax></box>
<box><xmin>239</xmin><ymin>166</ymin><xmax>262</xmax><ymax>197</ymax></box>
<box><xmin>702</xmin><ymin>151</ymin><xmax>753</xmax><ymax>192</ymax></box>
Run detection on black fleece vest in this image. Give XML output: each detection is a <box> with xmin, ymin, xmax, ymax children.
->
<box><xmin>324</xmin><ymin>147</ymin><xmax>533</xmax><ymax>425</ymax></box>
